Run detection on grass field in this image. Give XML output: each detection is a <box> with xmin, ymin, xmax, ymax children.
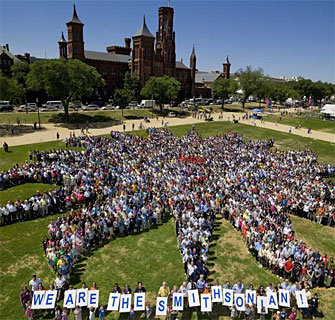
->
<box><xmin>265</xmin><ymin>114</ymin><xmax>335</xmax><ymax>134</ymax></box>
<box><xmin>0</xmin><ymin>121</ymin><xmax>334</xmax><ymax>319</ymax></box>
<box><xmin>290</xmin><ymin>215</ymin><xmax>335</xmax><ymax>257</ymax></box>
<box><xmin>0</xmin><ymin>102</ymin><xmax>271</xmax><ymax>126</ymax></box>
<box><xmin>0</xmin><ymin>183</ymin><xmax>58</xmax><ymax>206</ymax></box>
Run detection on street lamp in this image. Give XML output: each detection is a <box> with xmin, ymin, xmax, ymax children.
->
<box><xmin>36</xmin><ymin>97</ymin><xmax>41</xmax><ymax>129</ymax></box>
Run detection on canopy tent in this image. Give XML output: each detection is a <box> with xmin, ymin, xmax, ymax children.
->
<box><xmin>251</xmin><ymin>108</ymin><xmax>263</xmax><ymax>113</ymax></box>
<box><xmin>236</xmin><ymin>89</ymin><xmax>243</xmax><ymax>94</ymax></box>
<box><xmin>320</xmin><ymin>104</ymin><xmax>335</xmax><ymax>117</ymax></box>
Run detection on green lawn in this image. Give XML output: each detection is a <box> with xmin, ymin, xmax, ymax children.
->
<box><xmin>0</xmin><ymin>109</ymin><xmax>152</xmax><ymax>125</ymax></box>
<box><xmin>0</xmin><ymin>183</ymin><xmax>58</xmax><ymax>205</ymax></box>
<box><xmin>290</xmin><ymin>215</ymin><xmax>335</xmax><ymax>257</ymax></box>
<box><xmin>1</xmin><ymin>121</ymin><xmax>334</xmax><ymax>320</ymax></box>
<box><xmin>0</xmin><ymin>140</ymin><xmax>82</xmax><ymax>171</ymax></box>
<box><xmin>211</xmin><ymin>217</ymin><xmax>279</xmax><ymax>286</ymax></box>
<box><xmin>265</xmin><ymin>114</ymin><xmax>335</xmax><ymax>134</ymax></box>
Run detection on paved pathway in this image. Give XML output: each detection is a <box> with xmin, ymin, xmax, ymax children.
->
<box><xmin>0</xmin><ymin>112</ymin><xmax>334</xmax><ymax>147</ymax></box>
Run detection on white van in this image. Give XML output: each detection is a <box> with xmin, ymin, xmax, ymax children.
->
<box><xmin>45</xmin><ymin>101</ymin><xmax>63</xmax><ymax>110</ymax></box>
<box><xmin>140</xmin><ymin>100</ymin><xmax>156</xmax><ymax>108</ymax></box>
<box><xmin>0</xmin><ymin>101</ymin><xmax>13</xmax><ymax>112</ymax></box>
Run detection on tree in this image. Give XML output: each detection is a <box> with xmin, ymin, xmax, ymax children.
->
<box><xmin>212</xmin><ymin>78</ymin><xmax>238</xmax><ymax>110</ymax></box>
<box><xmin>236</xmin><ymin>66</ymin><xmax>263</xmax><ymax>110</ymax></box>
<box><xmin>114</xmin><ymin>88</ymin><xmax>134</xmax><ymax>117</ymax></box>
<box><xmin>0</xmin><ymin>72</ymin><xmax>24</xmax><ymax>103</ymax></box>
<box><xmin>254</xmin><ymin>79</ymin><xmax>275</xmax><ymax>107</ymax></box>
<box><xmin>123</xmin><ymin>72</ymin><xmax>141</xmax><ymax>102</ymax></box>
<box><xmin>11</xmin><ymin>61</ymin><xmax>30</xmax><ymax>105</ymax></box>
<box><xmin>26</xmin><ymin>59</ymin><xmax>104</xmax><ymax>121</ymax></box>
<box><xmin>141</xmin><ymin>76</ymin><xmax>181</xmax><ymax>110</ymax></box>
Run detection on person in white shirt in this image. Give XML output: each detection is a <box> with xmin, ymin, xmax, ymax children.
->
<box><xmin>29</xmin><ymin>274</ymin><xmax>41</xmax><ymax>292</ymax></box>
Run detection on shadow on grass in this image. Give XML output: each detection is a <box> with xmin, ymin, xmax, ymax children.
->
<box><xmin>153</xmin><ymin>108</ymin><xmax>191</xmax><ymax>118</ymax></box>
<box><xmin>48</xmin><ymin>113</ymin><xmax>121</xmax><ymax>129</ymax></box>
<box><xmin>68</xmin><ymin>215</ymin><xmax>172</xmax><ymax>287</ymax></box>
<box><xmin>0</xmin><ymin>124</ymin><xmax>46</xmax><ymax>137</ymax></box>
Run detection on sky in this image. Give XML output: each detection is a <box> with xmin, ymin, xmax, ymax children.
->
<box><xmin>1</xmin><ymin>0</ymin><xmax>334</xmax><ymax>83</ymax></box>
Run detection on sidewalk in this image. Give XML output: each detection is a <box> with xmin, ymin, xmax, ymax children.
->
<box><xmin>0</xmin><ymin>112</ymin><xmax>334</xmax><ymax>147</ymax></box>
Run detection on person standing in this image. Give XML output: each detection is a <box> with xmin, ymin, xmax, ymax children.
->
<box><xmin>19</xmin><ymin>286</ymin><xmax>31</xmax><ymax>311</ymax></box>
<box><xmin>3</xmin><ymin>142</ymin><xmax>9</xmax><ymax>152</ymax></box>
<box><xmin>134</xmin><ymin>282</ymin><xmax>146</xmax><ymax>293</ymax></box>
<box><xmin>157</xmin><ymin>282</ymin><xmax>170</xmax><ymax>297</ymax></box>
<box><xmin>28</xmin><ymin>274</ymin><xmax>41</xmax><ymax>293</ymax></box>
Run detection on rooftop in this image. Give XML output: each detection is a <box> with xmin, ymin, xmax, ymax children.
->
<box><xmin>84</xmin><ymin>50</ymin><xmax>131</xmax><ymax>63</ymax></box>
<box><xmin>133</xmin><ymin>16</ymin><xmax>154</xmax><ymax>38</ymax></box>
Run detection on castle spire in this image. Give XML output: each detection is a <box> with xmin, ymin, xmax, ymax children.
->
<box><xmin>133</xmin><ymin>15</ymin><xmax>154</xmax><ymax>38</ymax></box>
<box><xmin>68</xmin><ymin>4</ymin><xmax>83</xmax><ymax>24</ymax></box>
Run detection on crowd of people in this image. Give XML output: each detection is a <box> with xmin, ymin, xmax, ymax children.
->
<box><xmin>3</xmin><ymin>128</ymin><xmax>333</xmax><ymax>319</ymax></box>
<box><xmin>20</xmin><ymin>275</ymin><xmax>323</xmax><ymax>320</ymax></box>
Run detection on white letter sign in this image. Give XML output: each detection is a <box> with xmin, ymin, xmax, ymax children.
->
<box><xmin>222</xmin><ymin>289</ymin><xmax>233</xmax><ymax>306</ymax></box>
<box><xmin>107</xmin><ymin>293</ymin><xmax>120</xmax><ymax>311</ymax></box>
<box><xmin>278</xmin><ymin>289</ymin><xmax>290</xmax><ymax>307</ymax></box>
<box><xmin>201</xmin><ymin>294</ymin><xmax>212</xmax><ymax>312</ymax></box>
<box><xmin>119</xmin><ymin>294</ymin><xmax>131</xmax><ymax>313</ymax></box>
<box><xmin>188</xmin><ymin>289</ymin><xmax>200</xmax><ymax>307</ymax></box>
<box><xmin>234</xmin><ymin>293</ymin><xmax>245</xmax><ymax>311</ymax></box>
<box><xmin>64</xmin><ymin>290</ymin><xmax>76</xmax><ymax>309</ymax></box>
<box><xmin>295</xmin><ymin>290</ymin><xmax>308</xmax><ymax>308</ymax></box>
<box><xmin>134</xmin><ymin>292</ymin><xmax>146</xmax><ymax>311</ymax></box>
<box><xmin>156</xmin><ymin>297</ymin><xmax>168</xmax><ymax>316</ymax></box>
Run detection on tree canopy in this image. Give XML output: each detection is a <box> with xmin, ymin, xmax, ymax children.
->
<box><xmin>123</xmin><ymin>71</ymin><xmax>141</xmax><ymax>102</ymax></box>
<box><xmin>212</xmin><ymin>78</ymin><xmax>238</xmax><ymax>109</ymax></box>
<box><xmin>26</xmin><ymin>59</ymin><xmax>104</xmax><ymax>120</ymax></box>
<box><xmin>0</xmin><ymin>72</ymin><xmax>24</xmax><ymax>103</ymax></box>
<box><xmin>114</xmin><ymin>88</ymin><xmax>134</xmax><ymax>117</ymax></box>
<box><xmin>236</xmin><ymin>66</ymin><xmax>264</xmax><ymax>110</ymax></box>
<box><xmin>141</xmin><ymin>75</ymin><xmax>181</xmax><ymax>109</ymax></box>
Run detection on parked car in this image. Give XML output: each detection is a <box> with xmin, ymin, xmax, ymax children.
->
<box><xmin>83</xmin><ymin>104</ymin><xmax>99</xmax><ymax>111</ymax></box>
<box><xmin>69</xmin><ymin>102</ymin><xmax>82</xmax><ymax>110</ymax></box>
<box><xmin>90</xmin><ymin>100</ymin><xmax>105</xmax><ymax>108</ymax></box>
<box><xmin>101</xmin><ymin>105</ymin><xmax>115</xmax><ymax>110</ymax></box>
<box><xmin>167</xmin><ymin>112</ymin><xmax>176</xmax><ymax>117</ymax></box>
<box><xmin>0</xmin><ymin>101</ymin><xmax>13</xmax><ymax>112</ymax></box>
<box><xmin>18</xmin><ymin>103</ymin><xmax>37</xmax><ymax>112</ymax></box>
<box><xmin>128</xmin><ymin>101</ymin><xmax>139</xmax><ymax>108</ymax></box>
<box><xmin>44</xmin><ymin>100</ymin><xmax>63</xmax><ymax>109</ymax></box>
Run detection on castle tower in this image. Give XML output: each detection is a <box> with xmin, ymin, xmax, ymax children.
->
<box><xmin>66</xmin><ymin>4</ymin><xmax>85</xmax><ymax>60</ymax></box>
<box><xmin>190</xmin><ymin>45</ymin><xmax>196</xmax><ymax>96</ymax></box>
<box><xmin>132</xmin><ymin>15</ymin><xmax>155</xmax><ymax>86</ymax></box>
<box><xmin>222</xmin><ymin>55</ymin><xmax>231</xmax><ymax>79</ymax></box>
<box><xmin>155</xmin><ymin>6</ymin><xmax>176</xmax><ymax>77</ymax></box>
<box><xmin>58</xmin><ymin>31</ymin><xmax>67</xmax><ymax>59</ymax></box>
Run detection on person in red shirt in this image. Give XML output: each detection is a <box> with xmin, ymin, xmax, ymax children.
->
<box><xmin>284</xmin><ymin>257</ymin><xmax>294</xmax><ymax>280</ymax></box>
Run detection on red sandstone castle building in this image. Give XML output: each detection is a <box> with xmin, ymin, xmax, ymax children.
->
<box><xmin>58</xmin><ymin>5</ymin><xmax>231</xmax><ymax>98</ymax></box>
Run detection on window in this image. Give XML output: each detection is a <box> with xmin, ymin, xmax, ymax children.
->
<box><xmin>143</xmin><ymin>47</ymin><xmax>146</xmax><ymax>59</ymax></box>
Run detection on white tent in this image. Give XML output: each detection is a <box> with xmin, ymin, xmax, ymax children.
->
<box><xmin>320</xmin><ymin>104</ymin><xmax>335</xmax><ymax>117</ymax></box>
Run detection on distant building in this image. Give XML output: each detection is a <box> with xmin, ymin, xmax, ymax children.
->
<box><xmin>0</xmin><ymin>44</ymin><xmax>20</xmax><ymax>74</ymax></box>
<box><xmin>1</xmin><ymin>44</ymin><xmax>36</xmax><ymax>75</ymax></box>
<box><xmin>58</xmin><ymin>5</ymin><xmax>231</xmax><ymax>99</ymax></box>
<box><xmin>279</xmin><ymin>75</ymin><xmax>304</xmax><ymax>82</ymax></box>
<box><xmin>194</xmin><ymin>56</ymin><xmax>232</xmax><ymax>97</ymax></box>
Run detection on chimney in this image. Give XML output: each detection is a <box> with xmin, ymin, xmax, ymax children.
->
<box><xmin>124</xmin><ymin>38</ymin><xmax>131</xmax><ymax>49</ymax></box>
<box><xmin>5</xmin><ymin>44</ymin><xmax>9</xmax><ymax>51</ymax></box>
<box><xmin>25</xmin><ymin>53</ymin><xmax>31</xmax><ymax>63</ymax></box>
